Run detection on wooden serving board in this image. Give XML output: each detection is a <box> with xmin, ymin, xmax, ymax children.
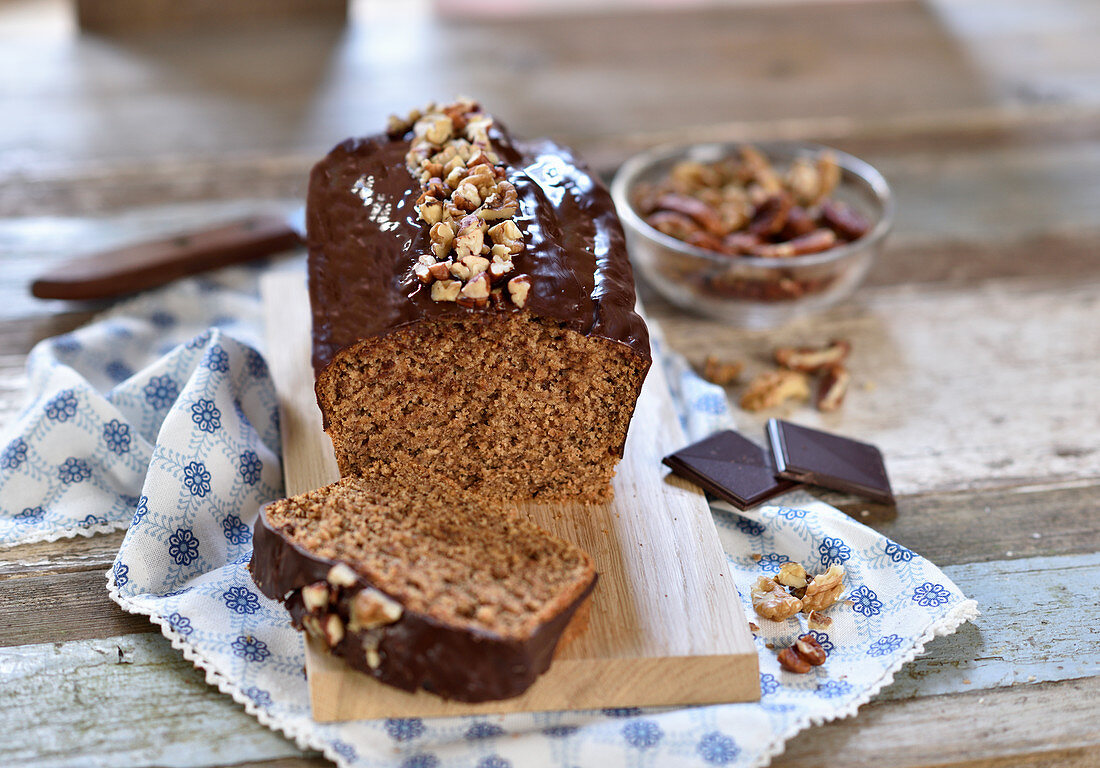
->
<box><xmin>260</xmin><ymin>272</ymin><xmax>759</xmax><ymax>721</ymax></box>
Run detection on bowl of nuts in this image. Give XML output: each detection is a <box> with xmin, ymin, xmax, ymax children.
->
<box><xmin>610</xmin><ymin>141</ymin><xmax>893</xmax><ymax>327</ymax></box>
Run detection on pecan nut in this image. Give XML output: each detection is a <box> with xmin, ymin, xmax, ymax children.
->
<box><xmin>816</xmin><ymin>364</ymin><xmax>851</xmax><ymax>413</ymax></box>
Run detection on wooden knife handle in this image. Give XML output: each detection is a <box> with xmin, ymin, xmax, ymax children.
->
<box><xmin>30</xmin><ymin>215</ymin><xmax>303</xmax><ymax>301</ymax></box>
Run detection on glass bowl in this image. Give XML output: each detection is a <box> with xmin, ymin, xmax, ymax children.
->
<box><xmin>610</xmin><ymin>141</ymin><xmax>893</xmax><ymax>328</ymax></box>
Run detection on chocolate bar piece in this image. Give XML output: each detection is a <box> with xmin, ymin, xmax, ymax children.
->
<box><xmin>767</xmin><ymin>419</ymin><xmax>894</xmax><ymax>504</ymax></box>
<box><xmin>663</xmin><ymin>430</ymin><xmax>799</xmax><ymax>510</ymax></box>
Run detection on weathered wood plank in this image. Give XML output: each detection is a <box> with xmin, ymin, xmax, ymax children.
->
<box><xmin>0</xmin><ymin>634</ymin><xmax>311</xmax><ymax>767</ymax></box>
<box><xmin>654</xmin><ymin>276</ymin><xmax>1100</xmax><ymax>496</ymax></box>
<box><xmin>819</xmin><ymin>482</ymin><xmax>1100</xmax><ymax>567</ymax></box>
<box><xmin>7</xmin><ymin>0</ymin><xmax>1094</xmax><ymax>174</ymax></box>
<box><xmin>774</xmin><ymin>677</ymin><xmax>1100</xmax><ymax>768</ymax></box>
<box><xmin>3</xmin><ymin>632</ymin><xmax>1098</xmax><ymax>768</ymax></box>
<box><xmin>879</xmin><ymin>552</ymin><xmax>1100</xmax><ymax>701</ymax></box>
<box><xmin>0</xmin><ymin>569</ymin><xmax>156</xmax><ymax>647</ymax></box>
<box><xmin>0</xmin><ymin>531</ymin><xmax>125</xmax><ymax>577</ymax></box>
<box><xmin>3</xmin><ymin>542</ymin><xmax>1096</xmax><ymax>704</ymax></box>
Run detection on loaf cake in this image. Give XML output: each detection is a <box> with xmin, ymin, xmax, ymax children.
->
<box><xmin>307</xmin><ymin>98</ymin><xmax>651</xmax><ymax>502</ymax></box>
<box><xmin>249</xmin><ymin>462</ymin><xmax>597</xmax><ymax>701</ymax></box>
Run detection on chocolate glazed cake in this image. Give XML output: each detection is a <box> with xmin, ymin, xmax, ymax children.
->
<box><xmin>249</xmin><ymin>466</ymin><xmax>597</xmax><ymax>702</ymax></box>
<box><xmin>308</xmin><ymin>98</ymin><xmax>651</xmax><ymax>502</ymax></box>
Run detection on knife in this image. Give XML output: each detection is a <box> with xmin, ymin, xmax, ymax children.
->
<box><xmin>30</xmin><ymin>212</ymin><xmax>306</xmax><ymax>301</ymax></box>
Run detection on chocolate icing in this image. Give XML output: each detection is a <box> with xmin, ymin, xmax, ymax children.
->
<box><xmin>306</xmin><ymin>122</ymin><xmax>651</xmax><ymax>374</ymax></box>
<box><xmin>250</xmin><ymin>505</ymin><xmax>596</xmax><ymax>702</ymax></box>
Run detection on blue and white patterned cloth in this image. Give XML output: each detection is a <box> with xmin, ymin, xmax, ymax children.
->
<box><xmin>0</xmin><ymin>262</ymin><xmax>977</xmax><ymax>768</ymax></box>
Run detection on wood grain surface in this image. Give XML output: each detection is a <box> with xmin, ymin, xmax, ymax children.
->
<box><xmin>1</xmin><ymin>0</ymin><xmax>1099</xmax><ymax>765</ymax></box>
<box><xmin>260</xmin><ymin>273</ymin><xmax>759</xmax><ymax>719</ymax></box>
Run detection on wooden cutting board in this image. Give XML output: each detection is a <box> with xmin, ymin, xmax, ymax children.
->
<box><xmin>260</xmin><ymin>272</ymin><xmax>759</xmax><ymax>721</ymax></box>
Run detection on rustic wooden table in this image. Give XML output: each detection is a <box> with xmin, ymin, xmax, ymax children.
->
<box><xmin>2</xmin><ymin>1</ymin><xmax>1098</xmax><ymax>766</ymax></box>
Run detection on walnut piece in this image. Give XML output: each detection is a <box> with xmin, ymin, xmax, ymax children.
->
<box><xmin>751</xmin><ymin>576</ymin><xmax>803</xmax><ymax>621</ymax></box>
<box><xmin>775</xmin><ymin>562</ymin><xmax>808</xmax><ymax>590</ymax></box>
<box><xmin>702</xmin><ymin>354</ymin><xmax>743</xmax><ymax>386</ymax></box>
<box><xmin>300</xmin><ymin>582</ymin><xmax>329</xmax><ymax>612</ymax></box>
<box><xmin>327</xmin><ymin>562</ymin><xmax>358</xmax><ymax>588</ymax></box>
<box><xmin>807</xmin><ymin>610</ymin><xmax>833</xmax><ymax>630</ymax></box>
<box><xmin>801</xmin><ymin>565</ymin><xmax>845</xmax><ymax>613</ymax></box>
<box><xmin>816</xmin><ymin>364</ymin><xmax>851</xmax><ymax>413</ymax></box>
<box><xmin>507</xmin><ymin>274</ymin><xmax>531</xmax><ymax>308</ymax></box>
<box><xmin>740</xmin><ymin>369</ymin><xmax>810</xmax><ymax>411</ymax></box>
<box><xmin>303</xmin><ymin>613</ymin><xmax>345</xmax><ymax>647</ymax></box>
<box><xmin>774</xmin><ymin>339</ymin><xmax>851</xmax><ymax>373</ymax></box>
<box><xmin>348</xmin><ymin>588</ymin><xmax>403</xmax><ymax>632</ymax></box>
<box><xmin>430</xmin><ymin>279</ymin><xmax>462</xmax><ymax>302</ymax></box>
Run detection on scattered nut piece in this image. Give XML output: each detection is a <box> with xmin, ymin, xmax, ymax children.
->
<box><xmin>801</xmin><ymin>565</ymin><xmax>845</xmax><ymax>613</ymax></box>
<box><xmin>751</xmin><ymin>576</ymin><xmax>803</xmax><ymax>621</ymax></box>
<box><xmin>775</xmin><ymin>562</ymin><xmax>809</xmax><ymax>590</ymax></box>
<box><xmin>748</xmin><ymin>622</ymin><xmax>761</xmax><ymax>633</ymax></box>
<box><xmin>740</xmin><ymin>370</ymin><xmax>810</xmax><ymax>411</ymax></box>
<box><xmin>327</xmin><ymin>563</ymin><xmax>358</xmax><ymax>588</ymax></box>
<box><xmin>816</xmin><ymin>364</ymin><xmax>851</xmax><ymax>413</ymax></box>
<box><xmin>775</xmin><ymin>339</ymin><xmax>851</xmax><ymax>373</ymax></box>
<box><xmin>807</xmin><ymin>610</ymin><xmax>833</xmax><ymax>630</ymax></box>
<box><xmin>777</xmin><ymin>646</ymin><xmax>812</xmax><ymax>673</ymax></box>
<box><xmin>795</xmin><ymin>634</ymin><xmax>828</xmax><ymax>666</ymax></box>
<box><xmin>777</xmin><ymin>633</ymin><xmax>829</xmax><ymax>673</ymax></box>
<box><xmin>702</xmin><ymin>354</ymin><xmax>744</xmax><ymax>386</ymax></box>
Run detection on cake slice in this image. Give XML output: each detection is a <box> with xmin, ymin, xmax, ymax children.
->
<box><xmin>307</xmin><ymin>98</ymin><xmax>650</xmax><ymax>502</ymax></box>
<box><xmin>249</xmin><ymin>466</ymin><xmax>597</xmax><ymax>702</ymax></box>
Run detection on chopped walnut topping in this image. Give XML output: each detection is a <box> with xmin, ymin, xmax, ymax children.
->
<box><xmin>391</xmin><ymin>99</ymin><xmax>528</xmax><ymax>305</ymax></box>
<box><xmin>507</xmin><ymin>274</ymin><xmax>531</xmax><ymax>308</ymax></box>
<box><xmin>429</xmin><ymin>222</ymin><xmax>455</xmax><ymax>258</ymax></box>
<box><xmin>454</xmin><ymin>215</ymin><xmax>485</xmax><ymax>261</ymax></box>
<box><xmin>801</xmin><ymin>565</ymin><xmax>845</xmax><ymax>613</ymax></box>
<box><xmin>431</xmin><ymin>279</ymin><xmax>462</xmax><ymax>302</ymax></box>
<box><xmin>740</xmin><ymin>369</ymin><xmax>810</xmax><ymax>411</ymax></box>
<box><xmin>751</xmin><ymin>576</ymin><xmax>803</xmax><ymax>621</ymax></box>
<box><xmin>460</xmin><ymin>272</ymin><xmax>491</xmax><ymax>300</ymax></box>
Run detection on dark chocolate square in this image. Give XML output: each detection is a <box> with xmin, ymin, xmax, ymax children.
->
<box><xmin>662</xmin><ymin>430</ymin><xmax>799</xmax><ymax>510</ymax></box>
<box><xmin>767</xmin><ymin>419</ymin><xmax>895</xmax><ymax>504</ymax></box>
